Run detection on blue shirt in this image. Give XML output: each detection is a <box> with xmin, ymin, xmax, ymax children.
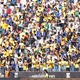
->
<box><xmin>55</xmin><ymin>12</ymin><xmax>60</xmax><ymax>18</ymax></box>
<box><xmin>77</xmin><ymin>37</ymin><xmax>80</xmax><ymax>45</ymax></box>
<box><xmin>11</xmin><ymin>0</ymin><xmax>15</xmax><ymax>4</ymax></box>
<box><xmin>2</xmin><ymin>13</ymin><xmax>7</xmax><ymax>18</ymax></box>
<box><xmin>36</xmin><ymin>31</ymin><xmax>41</xmax><ymax>38</ymax></box>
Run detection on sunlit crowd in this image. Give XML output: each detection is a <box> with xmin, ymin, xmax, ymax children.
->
<box><xmin>0</xmin><ymin>0</ymin><xmax>80</xmax><ymax>73</ymax></box>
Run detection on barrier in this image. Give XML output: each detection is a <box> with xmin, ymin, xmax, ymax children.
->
<box><xmin>0</xmin><ymin>78</ymin><xmax>20</xmax><ymax>80</ymax></box>
<box><xmin>20</xmin><ymin>78</ymin><xmax>80</xmax><ymax>80</ymax></box>
<box><xmin>10</xmin><ymin>72</ymin><xmax>80</xmax><ymax>78</ymax></box>
<box><xmin>0</xmin><ymin>78</ymin><xmax>80</xmax><ymax>80</ymax></box>
<box><xmin>1</xmin><ymin>71</ymin><xmax>80</xmax><ymax>79</ymax></box>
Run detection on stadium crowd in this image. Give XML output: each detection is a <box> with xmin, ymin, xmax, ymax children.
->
<box><xmin>0</xmin><ymin>0</ymin><xmax>80</xmax><ymax>74</ymax></box>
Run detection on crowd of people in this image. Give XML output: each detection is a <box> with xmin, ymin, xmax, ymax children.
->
<box><xmin>0</xmin><ymin>0</ymin><xmax>80</xmax><ymax>74</ymax></box>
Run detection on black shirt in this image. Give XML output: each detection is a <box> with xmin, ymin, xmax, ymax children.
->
<box><xmin>27</xmin><ymin>58</ymin><xmax>32</xmax><ymax>68</ymax></box>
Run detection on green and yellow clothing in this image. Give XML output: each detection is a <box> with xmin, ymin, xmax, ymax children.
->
<box><xmin>74</xmin><ymin>63</ymin><xmax>79</xmax><ymax>68</ymax></box>
<box><xmin>2</xmin><ymin>22</ymin><xmax>8</xmax><ymax>29</ymax></box>
<box><xmin>65</xmin><ymin>61</ymin><xmax>70</xmax><ymax>68</ymax></box>
<box><xmin>47</xmin><ymin>60</ymin><xmax>53</xmax><ymax>69</ymax></box>
<box><xmin>36</xmin><ymin>62</ymin><xmax>40</xmax><ymax>69</ymax></box>
<box><xmin>70</xmin><ymin>61</ymin><xmax>74</xmax><ymax>66</ymax></box>
<box><xmin>32</xmin><ymin>60</ymin><xmax>36</xmax><ymax>68</ymax></box>
<box><xmin>60</xmin><ymin>60</ymin><xmax>66</xmax><ymax>66</ymax></box>
<box><xmin>23</xmin><ymin>62</ymin><xmax>27</xmax><ymax>71</ymax></box>
<box><xmin>43</xmin><ymin>62</ymin><xmax>47</xmax><ymax>70</ymax></box>
<box><xmin>58</xmin><ymin>61</ymin><xmax>62</xmax><ymax>67</ymax></box>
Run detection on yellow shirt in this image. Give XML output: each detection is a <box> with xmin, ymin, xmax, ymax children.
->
<box><xmin>61</xmin><ymin>60</ymin><xmax>66</xmax><ymax>66</ymax></box>
<box><xmin>23</xmin><ymin>62</ymin><xmax>27</xmax><ymax>71</ymax></box>
<box><xmin>70</xmin><ymin>61</ymin><xmax>74</xmax><ymax>66</ymax></box>
<box><xmin>58</xmin><ymin>61</ymin><xmax>61</xmax><ymax>67</ymax></box>
<box><xmin>36</xmin><ymin>17</ymin><xmax>40</xmax><ymax>22</ymax></box>
<box><xmin>40</xmin><ymin>63</ymin><xmax>43</xmax><ymax>68</ymax></box>
<box><xmin>61</xmin><ymin>40</ymin><xmax>65</xmax><ymax>46</ymax></box>
<box><xmin>0</xmin><ymin>38</ymin><xmax>2</xmax><ymax>44</ymax></box>
<box><xmin>32</xmin><ymin>29</ymin><xmax>36</xmax><ymax>34</ymax></box>
<box><xmin>14</xmin><ymin>16</ymin><xmax>18</xmax><ymax>21</ymax></box>
<box><xmin>53</xmin><ymin>43</ymin><xmax>57</xmax><ymax>49</ymax></box>
<box><xmin>65</xmin><ymin>61</ymin><xmax>70</xmax><ymax>68</ymax></box>
<box><xmin>32</xmin><ymin>60</ymin><xmax>36</xmax><ymax>68</ymax></box>
<box><xmin>8</xmin><ymin>50</ymin><xmax>12</xmax><ymax>56</ymax></box>
<box><xmin>34</xmin><ymin>0</ymin><xmax>37</xmax><ymax>2</ymax></box>
<box><xmin>9</xmin><ymin>37</ymin><xmax>13</xmax><ymax>43</ymax></box>
<box><xmin>20</xmin><ymin>43</ymin><xmax>24</xmax><ymax>49</ymax></box>
<box><xmin>43</xmin><ymin>63</ymin><xmax>47</xmax><ymax>70</ymax></box>
<box><xmin>65</xmin><ymin>27</ymin><xmax>69</xmax><ymax>33</ymax></box>
<box><xmin>48</xmin><ymin>15</ymin><xmax>52</xmax><ymax>20</ymax></box>
<box><xmin>36</xmin><ymin>11</ymin><xmax>41</xmax><ymax>16</ymax></box>
<box><xmin>1</xmin><ymin>60</ymin><xmax>5</xmax><ymax>66</ymax></box>
<box><xmin>62</xmin><ymin>6</ymin><xmax>66</xmax><ymax>11</ymax></box>
<box><xmin>38</xmin><ymin>7</ymin><xmax>44</xmax><ymax>12</ymax></box>
<box><xmin>74</xmin><ymin>63</ymin><xmax>79</xmax><ymax>68</ymax></box>
<box><xmin>47</xmin><ymin>60</ymin><xmax>53</xmax><ymax>68</ymax></box>
<box><xmin>5</xmin><ymin>41</ymin><xmax>9</xmax><ymax>48</ymax></box>
<box><xmin>69</xmin><ymin>46</ymin><xmax>76</xmax><ymax>53</ymax></box>
<box><xmin>71</xmin><ymin>10</ymin><xmax>75</xmax><ymax>15</ymax></box>
<box><xmin>44</xmin><ymin>16</ymin><xmax>48</xmax><ymax>21</ymax></box>
<box><xmin>20</xmin><ymin>32</ymin><xmax>25</xmax><ymax>40</ymax></box>
<box><xmin>36</xmin><ymin>62</ymin><xmax>40</xmax><ymax>69</ymax></box>
<box><xmin>2</xmin><ymin>23</ymin><xmax>8</xmax><ymax>29</ymax></box>
<box><xmin>3</xmin><ymin>51</ymin><xmax>8</xmax><ymax>57</ymax></box>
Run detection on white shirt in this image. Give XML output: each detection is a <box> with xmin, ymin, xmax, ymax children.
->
<box><xmin>52</xmin><ymin>55</ymin><xmax>58</xmax><ymax>62</ymax></box>
<box><xmin>20</xmin><ymin>0</ymin><xmax>26</xmax><ymax>6</ymax></box>
<box><xmin>4</xmin><ymin>0</ymin><xmax>7</xmax><ymax>4</ymax></box>
<box><xmin>18</xmin><ymin>61</ymin><xmax>23</xmax><ymax>68</ymax></box>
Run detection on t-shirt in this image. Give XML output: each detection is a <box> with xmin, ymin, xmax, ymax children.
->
<box><xmin>45</xmin><ymin>24</ymin><xmax>49</xmax><ymax>30</ymax></box>
<box><xmin>2</xmin><ymin>23</ymin><xmax>8</xmax><ymax>29</ymax></box>
<box><xmin>47</xmin><ymin>60</ymin><xmax>53</xmax><ymax>68</ymax></box>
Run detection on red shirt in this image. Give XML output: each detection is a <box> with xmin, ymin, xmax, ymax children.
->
<box><xmin>16</xmin><ymin>0</ymin><xmax>20</xmax><ymax>3</ymax></box>
<box><xmin>6</xmin><ymin>8</ymin><xmax>11</xmax><ymax>15</ymax></box>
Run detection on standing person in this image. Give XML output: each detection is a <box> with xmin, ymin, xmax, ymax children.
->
<box><xmin>5</xmin><ymin>69</ymin><xmax>10</xmax><ymax>78</ymax></box>
<box><xmin>44</xmin><ymin>70</ymin><xmax>49</xmax><ymax>78</ymax></box>
<box><xmin>32</xmin><ymin>57</ymin><xmax>37</xmax><ymax>71</ymax></box>
<box><xmin>23</xmin><ymin>60</ymin><xmax>28</xmax><ymax>71</ymax></box>
<box><xmin>74</xmin><ymin>58</ymin><xmax>79</xmax><ymax>71</ymax></box>
<box><xmin>70</xmin><ymin>59</ymin><xmax>74</xmax><ymax>72</ymax></box>
<box><xmin>18</xmin><ymin>58</ymin><xmax>23</xmax><ymax>71</ymax></box>
<box><xmin>10</xmin><ymin>60</ymin><xmax>16</xmax><ymax>71</ymax></box>
<box><xmin>27</xmin><ymin>56</ymin><xmax>32</xmax><ymax>71</ymax></box>
<box><xmin>1</xmin><ymin>57</ymin><xmax>5</xmax><ymax>77</ymax></box>
<box><xmin>47</xmin><ymin>58</ymin><xmax>53</xmax><ymax>72</ymax></box>
<box><xmin>5</xmin><ymin>58</ymin><xmax>10</xmax><ymax>70</ymax></box>
<box><xmin>54</xmin><ymin>59</ymin><xmax>59</xmax><ymax>72</ymax></box>
<box><xmin>36</xmin><ymin>61</ymin><xmax>40</xmax><ymax>71</ymax></box>
<box><xmin>65</xmin><ymin>60</ymin><xmax>70</xmax><ymax>72</ymax></box>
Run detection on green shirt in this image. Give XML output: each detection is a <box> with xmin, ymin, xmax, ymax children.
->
<box><xmin>75</xmin><ymin>11</ymin><xmax>79</xmax><ymax>17</ymax></box>
<box><xmin>45</xmin><ymin>24</ymin><xmax>49</xmax><ymax>30</ymax></box>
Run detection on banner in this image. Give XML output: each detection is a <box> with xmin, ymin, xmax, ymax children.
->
<box><xmin>11</xmin><ymin>72</ymin><xmax>80</xmax><ymax>78</ymax></box>
<box><xmin>20</xmin><ymin>79</ymin><xmax>80</xmax><ymax>80</ymax></box>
